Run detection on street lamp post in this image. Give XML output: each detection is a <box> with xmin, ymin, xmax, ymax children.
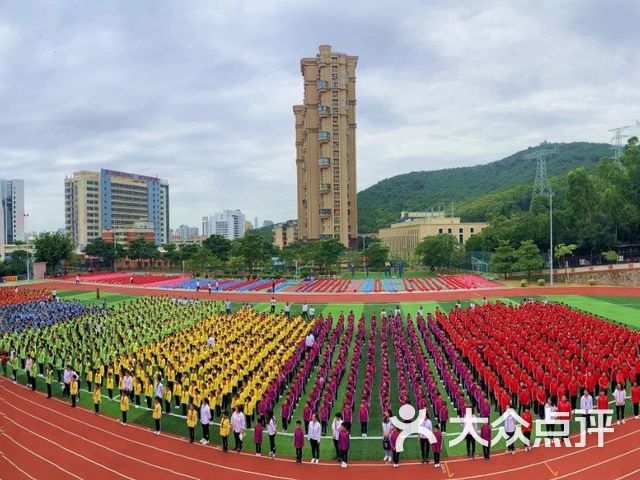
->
<box><xmin>24</xmin><ymin>213</ymin><xmax>30</xmax><ymax>281</ymax></box>
<box><xmin>549</xmin><ymin>191</ymin><xmax>554</xmax><ymax>287</ymax></box>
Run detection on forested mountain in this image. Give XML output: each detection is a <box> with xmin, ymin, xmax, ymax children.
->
<box><xmin>357</xmin><ymin>142</ymin><xmax>611</xmax><ymax>232</ymax></box>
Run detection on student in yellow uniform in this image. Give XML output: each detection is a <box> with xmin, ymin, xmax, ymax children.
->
<box><xmin>134</xmin><ymin>379</ymin><xmax>142</xmax><ymax>407</ymax></box>
<box><xmin>163</xmin><ymin>386</ymin><xmax>172</xmax><ymax>414</ymax></box>
<box><xmin>187</xmin><ymin>403</ymin><xmax>198</xmax><ymax>443</ymax></box>
<box><xmin>106</xmin><ymin>372</ymin><xmax>114</xmax><ymax>400</ymax></box>
<box><xmin>153</xmin><ymin>397</ymin><xmax>162</xmax><ymax>435</ymax></box>
<box><xmin>93</xmin><ymin>384</ymin><xmax>101</xmax><ymax>415</ymax></box>
<box><xmin>173</xmin><ymin>381</ymin><xmax>182</xmax><ymax>409</ymax></box>
<box><xmin>46</xmin><ymin>364</ymin><xmax>53</xmax><ymax>399</ymax></box>
<box><xmin>86</xmin><ymin>368</ymin><xmax>93</xmax><ymax>392</ymax></box>
<box><xmin>145</xmin><ymin>378</ymin><xmax>154</xmax><ymax>408</ymax></box>
<box><xmin>220</xmin><ymin>410</ymin><xmax>231</xmax><ymax>452</ymax></box>
<box><xmin>180</xmin><ymin>385</ymin><xmax>189</xmax><ymax>416</ymax></box>
<box><xmin>94</xmin><ymin>368</ymin><xmax>103</xmax><ymax>389</ymax></box>
<box><xmin>70</xmin><ymin>374</ymin><xmax>79</xmax><ymax>408</ymax></box>
<box><xmin>120</xmin><ymin>394</ymin><xmax>130</xmax><ymax>425</ymax></box>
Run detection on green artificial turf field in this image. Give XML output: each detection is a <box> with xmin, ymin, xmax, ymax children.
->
<box><xmin>5</xmin><ymin>292</ymin><xmax>640</xmax><ymax>461</ymax></box>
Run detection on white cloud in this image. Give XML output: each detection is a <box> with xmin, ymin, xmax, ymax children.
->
<box><xmin>0</xmin><ymin>0</ymin><xmax>639</xmax><ymax>232</ymax></box>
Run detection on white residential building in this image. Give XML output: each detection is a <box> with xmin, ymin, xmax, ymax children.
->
<box><xmin>202</xmin><ymin>209</ymin><xmax>245</xmax><ymax>240</ymax></box>
<box><xmin>0</xmin><ymin>179</ymin><xmax>25</xmax><ymax>245</ymax></box>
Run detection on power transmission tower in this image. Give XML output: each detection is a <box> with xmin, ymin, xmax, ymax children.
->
<box><xmin>609</xmin><ymin>126</ymin><xmax>630</xmax><ymax>171</ymax></box>
<box><xmin>526</xmin><ymin>145</ymin><xmax>557</xmax><ymax>205</ymax></box>
<box><xmin>525</xmin><ymin>144</ymin><xmax>558</xmax><ymax>285</ymax></box>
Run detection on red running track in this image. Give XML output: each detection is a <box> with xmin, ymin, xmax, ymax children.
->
<box><xmin>1</xmin><ymin>377</ymin><xmax>640</xmax><ymax>480</ymax></box>
<box><xmin>37</xmin><ymin>280</ymin><xmax>640</xmax><ymax>304</ymax></box>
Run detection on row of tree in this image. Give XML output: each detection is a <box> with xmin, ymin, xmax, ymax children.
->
<box><xmin>463</xmin><ymin>137</ymin><xmax>640</xmax><ymax>257</ymax></box>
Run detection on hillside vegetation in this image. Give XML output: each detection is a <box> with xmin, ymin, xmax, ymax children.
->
<box><xmin>357</xmin><ymin>142</ymin><xmax>611</xmax><ymax>232</ymax></box>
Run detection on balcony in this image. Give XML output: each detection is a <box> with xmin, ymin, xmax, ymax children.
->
<box><xmin>318</xmin><ymin>131</ymin><xmax>330</xmax><ymax>142</ymax></box>
<box><xmin>319</xmin><ymin>183</ymin><xmax>331</xmax><ymax>193</ymax></box>
<box><xmin>317</xmin><ymin>105</ymin><xmax>330</xmax><ymax>117</ymax></box>
<box><xmin>318</xmin><ymin>157</ymin><xmax>331</xmax><ymax>168</ymax></box>
<box><xmin>319</xmin><ymin>208</ymin><xmax>331</xmax><ymax>218</ymax></box>
<box><xmin>317</xmin><ymin>80</ymin><xmax>328</xmax><ymax>91</ymax></box>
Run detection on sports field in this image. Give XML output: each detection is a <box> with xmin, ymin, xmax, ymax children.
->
<box><xmin>4</xmin><ymin>290</ymin><xmax>639</xmax><ymax>462</ymax></box>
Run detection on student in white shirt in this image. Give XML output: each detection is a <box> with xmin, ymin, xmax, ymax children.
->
<box><xmin>614</xmin><ymin>383</ymin><xmax>627</xmax><ymax>425</ymax></box>
<box><xmin>308</xmin><ymin>413</ymin><xmax>322</xmax><ymax>463</ymax></box>
<box><xmin>419</xmin><ymin>414</ymin><xmax>433</xmax><ymax>463</ymax></box>
<box><xmin>200</xmin><ymin>399</ymin><xmax>211</xmax><ymax>444</ymax></box>
<box><xmin>232</xmin><ymin>405</ymin><xmax>247</xmax><ymax>451</ymax></box>
<box><xmin>331</xmin><ymin>412</ymin><xmax>343</xmax><ymax>460</ymax></box>
<box><xmin>266</xmin><ymin>410</ymin><xmax>278</xmax><ymax>458</ymax></box>
<box><xmin>580</xmin><ymin>389</ymin><xmax>594</xmax><ymax>429</ymax></box>
<box><xmin>382</xmin><ymin>412</ymin><xmax>392</xmax><ymax>462</ymax></box>
<box><xmin>302</xmin><ymin>302</ymin><xmax>309</xmax><ymax>320</ymax></box>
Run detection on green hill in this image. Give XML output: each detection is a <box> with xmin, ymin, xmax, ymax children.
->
<box><xmin>357</xmin><ymin>142</ymin><xmax>611</xmax><ymax>232</ymax></box>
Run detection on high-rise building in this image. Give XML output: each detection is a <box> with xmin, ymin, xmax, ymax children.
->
<box><xmin>202</xmin><ymin>209</ymin><xmax>245</xmax><ymax>240</ymax></box>
<box><xmin>174</xmin><ymin>225</ymin><xmax>199</xmax><ymax>241</ymax></box>
<box><xmin>294</xmin><ymin>45</ymin><xmax>358</xmax><ymax>248</ymax></box>
<box><xmin>65</xmin><ymin>169</ymin><xmax>169</xmax><ymax>248</ymax></box>
<box><xmin>262</xmin><ymin>220</ymin><xmax>274</xmax><ymax>228</ymax></box>
<box><xmin>0</xmin><ymin>179</ymin><xmax>25</xmax><ymax>245</ymax></box>
<box><xmin>274</xmin><ymin>219</ymin><xmax>298</xmax><ymax>249</ymax></box>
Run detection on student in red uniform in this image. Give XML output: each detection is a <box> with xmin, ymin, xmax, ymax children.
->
<box><xmin>254</xmin><ymin>420</ymin><xmax>264</xmax><ymax>456</ymax></box>
<box><xmin>432</xmin><ymin>424</ymin><xmax>443</xmax><ymax>468</ymax></box>
<box><xmin>521</xmin><ymin>406</ymin><xmax>533</xmax><ymax>451</ymax></box>
<box><xmin>597</xmin><ymin>390</ymin><xmax>610</xmax><ymax>425</ymax></box>
<box><xmin>481</xmin><ymin>421</ymin><xmax>491</xmax><ymax>460</ymax></box>
<box><xmin>631</xmin><ymin>381</ymin><xmax>640</xmax><ymax>419</ymax></box>
<box><xmin>557</xmin><ymin>395</ymin><xmax>572</xmax><ymax>438</ymax></box>
<box><xmin>389</xmin><ymin>425</ymin><xmax>400</xmax><ymax>468</ymax></box>
<box><xmin>293</xmin><ymin>420</ymin><xmax>304</xmax><ymax>464</ymax></box>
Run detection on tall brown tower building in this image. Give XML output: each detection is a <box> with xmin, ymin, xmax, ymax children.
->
<box><xmin>294</xmin><ymin>45</ymin><xmax>358</xmax><ymax>248</ymax></box>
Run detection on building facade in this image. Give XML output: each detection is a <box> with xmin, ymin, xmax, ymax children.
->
<box><xmin>294</xmin><ymin>45</ymin><xmax>358</xmax><ymax>248</ymax></box>
<box><xmin>65</xmin><ymin>169</ymin><xmax>169</xmax><ymax>248</ymax></box>
<box><xmin>274</xmin><ymin>219</ymin><xmax>298</xmax><ymax>249</ymax></box>
<box><xmin>174</xmin><ymin>224</ymin><xmax>199</xmax><ymax>241</ymax></box>
<box><xmin>102</xmin><ymin>220</ymin><xmax>155</xmax><ymax>247</ymax></box>
<box><xmin>378</xmin><ymin>212</ymin><xmax>487</xmax><ymax>262</ymax></box>
<box><xmin>0</xmin><ymin>179</ymin><xmax>25</xmax><ymax>245</ymax></box>
<box><xmin>201</xmin><ymin>209</ymin><xmax>245</xmax><ymax>240</ymax></box>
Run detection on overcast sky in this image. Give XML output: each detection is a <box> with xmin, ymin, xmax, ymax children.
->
<box><xmin>1</xmin><ymin>0</ymin><xmax>639</xmax><ymax>233</ymax></box>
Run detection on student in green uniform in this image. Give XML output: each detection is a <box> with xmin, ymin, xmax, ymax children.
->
<box><xmin>46</xmin><ymin>364</ymin><xmax>53</xmax><ymax>398</ymax></box>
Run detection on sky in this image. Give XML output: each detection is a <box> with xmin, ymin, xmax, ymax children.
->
<box><xmin>1</xmin><ymin>0</ymin><xmax>639</xmax><ymax>233</ymax></box>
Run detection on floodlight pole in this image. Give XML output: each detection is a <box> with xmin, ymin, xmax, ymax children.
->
<box><xmin>24</xmin><ymin>213</ymin><xmax>30</xmax><ymax>280</ymax></box>
<box><xmin>549</xmin><ymin>191</ymin><xmax>554</xmax><ymax>287</ymax></box>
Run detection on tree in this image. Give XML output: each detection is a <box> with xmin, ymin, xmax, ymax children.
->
<box><xmin>514</xmin><ymin>240</ymin><xmax>544</xmax><ymax>280</ymax></box>
<box><xmin>363</xmin><ymin>239</ymin><xmax>389</xmax><ymax>270</ymax></box>
<box><xmin>415</xmin><ymin>234</ymin><xmax>457</xmax><ymax>271</ymax></box>
<box><xmin>554</xmin><ymin>243</ymin><xmax>577</xmax><ymax>283</ymax></box>
<box><xmin>84</xmin><ymin>238</ymin><xmax>123</xmax><ymax>268</ymax></box>
<box><xmin>202</xmin><ymin>235</ymin><xmax>232</xmax><ymax>261</ymax></box>
<box><xmin>231</xmin><ymin>234</ymin><xmax>270</xmax><ymax>272</ymax></box>
<box><xmin>33</xmin><ymin>232</ymin><xmax>74</xmax><ymax>273</ymax></box>
<box><xmin>184</xmin><ymin>248</ymin><xmax>221</xmax><ymax>275</ymax></box>
<box><xmin>312</xmin><ymin>238</ymin><xmax>346</xmax><ymax>274</ymax></box>
<box><xmin>489</xmin><ymin>240</ymin><xmax>515</xmax><ymax>280</ymax></box>
<box><xmin>127</xmin><ymin>238</ymin><xmax>149</xmax><ymax>268</ymax></box>
<box><xmin>161</xmin><ymin>243</ymin><xmax>181</xmax><ymax>267</ymax></box>
<box><xmin>602</xmin><ymin>250</ymin><xmax>619</xmax><ymax>264</ymax></box>
<box><xmin>3</xmin><ymin>250</ymin><xmax>29</xmax><ymax>275</ymax></box>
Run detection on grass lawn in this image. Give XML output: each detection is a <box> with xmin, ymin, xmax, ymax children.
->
<box><xmin>7</xmin><ymin>292</ymin><xmax>640</xmax><ymax>460</ymax></box>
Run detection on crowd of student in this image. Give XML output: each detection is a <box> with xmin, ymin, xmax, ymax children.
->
<box><xmin>0</xmin><ymin>286</ymin><xmax>50</xmax><ymax>307</ymax></box>
<box><xmin>0</xmin><ymin>299</ymin><xmax>87</xmax><ymax>333</ymax></box>
<box><xmin>3</xmin><ymin>291</ymin><xmax>640</xmax><ymax>467</ymax></box>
